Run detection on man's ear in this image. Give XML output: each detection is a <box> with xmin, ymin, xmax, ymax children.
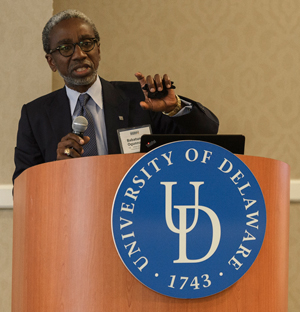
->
<box><xmin>45</xmin><ymin>54</ymin><xmax>57</xmax><ymax>72</ymax></box>
<box><xmin>98</xmin><ymin>43</ymin><xmax>101</xmax><ymax>61</ymax></box>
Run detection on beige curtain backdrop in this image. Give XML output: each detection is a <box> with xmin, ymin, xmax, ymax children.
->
<box><xmin>1</xmin><ymin>1</ymin><xmax>300</xmax><ymax>311</ymax></box>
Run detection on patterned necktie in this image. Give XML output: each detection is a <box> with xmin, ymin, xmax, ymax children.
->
<box><xmin>77</xmin><ymin>93</ymin><xmax>98</xmax><ymax>156</ymax></box>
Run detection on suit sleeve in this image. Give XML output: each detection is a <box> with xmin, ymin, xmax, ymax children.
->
<box><xmin>149</xmin><ymin>95</ymin><xmax>219</xmax><ymax>135</ymax></box>
<box><xmin>13</xmin><ymin>105</ymin><xmax>45</xmax><ymax>183</ymax></box>
<box><xmin>176</xmin><ymin>95</ymin><xmax>219</xmax><ymax>133</ymax></box>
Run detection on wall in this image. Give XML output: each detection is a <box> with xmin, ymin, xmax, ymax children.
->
<box><xmin>1</xmin><ymin>1</ymin><xmax>300</xmax><ymax>311</ymax></box>
<box><xmin>289</xmin><ymin>202</ymin><xmax>300</xmax><ymax>311</ymax></box>
<box><xmin>0</xmin><ymin>0</ymin><xmax>52</xmax><ymax>311</ymax></box>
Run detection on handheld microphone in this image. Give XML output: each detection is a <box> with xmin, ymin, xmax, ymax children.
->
<box><xmin>72</xmin><ymin>116</ymin><xmax>88</xmax><ymax>138</ymax></box>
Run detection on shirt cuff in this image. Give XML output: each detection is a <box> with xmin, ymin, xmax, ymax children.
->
<box><xmin>171</xmin><ymin>98</ymin><xmax>193</xmax><ymax>117</ymax></box>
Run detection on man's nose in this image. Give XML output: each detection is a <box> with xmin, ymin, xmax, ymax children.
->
<box><xmin>72</xmin><ymin>44</ymin><xmax>87</xmax><ymax>59</ymax></box>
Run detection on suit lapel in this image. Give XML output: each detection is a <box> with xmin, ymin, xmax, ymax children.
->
<box><xmin>101</xmin><ymin>77</ymin><xmax>129</xmax><ymax>154</ymax></box>
<box><xmin>45</xmin><ymin>87</ymin><xmax>72</xmax><ymax>146</ymax></box>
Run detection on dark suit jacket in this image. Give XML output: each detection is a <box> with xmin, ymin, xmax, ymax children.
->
<box><xmin>13</xmin><ymin>77</ymin><xmax>219</xmax><ymax>182</ymax></box>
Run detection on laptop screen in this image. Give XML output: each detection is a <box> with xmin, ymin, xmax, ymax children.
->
<box><xmin>140</xmin><ymin>134</ymin><xmax>245</xmax><ymax>154</ymax></box>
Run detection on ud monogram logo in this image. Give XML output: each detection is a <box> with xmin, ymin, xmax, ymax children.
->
<box><xmin>163</xmin><ymin>181</ymin><xmax>221</xmax><ymax>263</ymax></box>
<box><xmin>112</xmin><ymin>141</ymin><xmax>266</xmax><ymax>299</ymax></box>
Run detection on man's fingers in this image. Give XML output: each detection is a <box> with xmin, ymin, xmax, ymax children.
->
<box><xmin>61</xmin><ymin>133</ymin><xmax>85</xmax><ymax>144</ymax></box>
<box><xmin>163</xmin><ymin>74</ymin><xmax>171</xmax><ymax>88</ymax></box>
<box><xmin>145</xmin><ymin>75</ymin><xmax>156</xmax><ymax>92</ymax></box>
<box><xmin>153</xmin><ymin>74</ymin><xmax>163</xmax><ymax>91</ymax></box>
<box><xmin>139</xmin><ymin>101</ymin><xmax>149</xmax><ymax>110</ymax></box>
<box><xmin>56</xmin><ymin>133</ymin><xmax>90</xmax><ymax>160</ymax></box>
<box><xmin>57</xmin><ymin>141</ymin><xmax>83</xmax><ymax>158</ymax></box>
<box><xmin>135</xmin><ymin>72</ymin><xmax>146</xmax><ymax>87</ymax></box>
<box><xmin>139</xmin><ymin>99</ymin><xmax>167</xmax><ymax>112</ymax></box>
<box><xmin>136</xmin><ymin>72</ymin><xmax>172</xmax><ymax>92</ymax></box>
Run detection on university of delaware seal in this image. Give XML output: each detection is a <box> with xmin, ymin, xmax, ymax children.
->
<box><xmin>111</xmin><ymin>141</ymin><xmax>266</xmax><ymax>299</ymax></box>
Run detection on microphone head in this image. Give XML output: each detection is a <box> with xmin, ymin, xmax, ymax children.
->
<box><xmin>72</xmin><ymin>116</ymin><xmax>88</xmax><ymax>134</ymax></box>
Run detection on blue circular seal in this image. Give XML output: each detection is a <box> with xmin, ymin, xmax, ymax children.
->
<box><xmin>111</xmin><ymin>141</ymin><xmax>266</xmax><ymax>299</ymax></box>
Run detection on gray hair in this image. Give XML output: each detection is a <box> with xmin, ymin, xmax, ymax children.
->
<box><xmin>42</xmin><ymin>9</ymin><xmax>100</xmax><ymax>53</ymax></box>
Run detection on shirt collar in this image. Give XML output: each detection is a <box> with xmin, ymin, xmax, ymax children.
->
<box><xmin>66</xmin><ymin>76</ymin><xmax>103</xmax><ymax>116</ymax></box>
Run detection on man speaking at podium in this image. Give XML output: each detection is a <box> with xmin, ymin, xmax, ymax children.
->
<box><xmin>13</xmin><ymin>9</ymin><xmax>219</xmax><ymax>182</ymax></box>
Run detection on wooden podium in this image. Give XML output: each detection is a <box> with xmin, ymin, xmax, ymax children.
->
<box><xmin>12</xmin><ymin>154</ymin><xmax>290</xmax><ymax>311</ymax></box>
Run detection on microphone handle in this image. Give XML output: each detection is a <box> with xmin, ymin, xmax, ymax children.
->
<box><xmin>73</xmin><ymin>130</ymin><xmax>84</xmax><ymax>138</ymax></box>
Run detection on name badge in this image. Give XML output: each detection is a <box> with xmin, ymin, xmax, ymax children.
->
<box><xmin>117</xmin><ymin>125</ymin><xmax>152</xmax><ymax>154</ymax></box>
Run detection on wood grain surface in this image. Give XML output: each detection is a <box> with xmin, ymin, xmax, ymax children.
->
<box><xmin>12</xmin><ymin>154</ymin><xmax>290</xmax><ymax>311</ymax></box>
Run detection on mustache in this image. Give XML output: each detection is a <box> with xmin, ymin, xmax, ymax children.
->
<box><xmin>69</xmin><ymin>61</ymin><xmax>94</xmax><ymax>72</ymax></box>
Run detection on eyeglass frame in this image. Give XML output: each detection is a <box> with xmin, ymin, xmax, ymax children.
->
<box><xmin>48</xmin><ymin>38</ymin><xmax>99</xmax><ymax>57</ymax></box>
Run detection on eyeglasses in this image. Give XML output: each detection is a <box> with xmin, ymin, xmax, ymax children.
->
<box><xmin>49</xmin><ymin>38</ymin><xmax>98</xmax><ymax>57</ymax></box>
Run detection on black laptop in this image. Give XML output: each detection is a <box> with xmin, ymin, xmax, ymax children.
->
<box><xmin>140</xmin><ymin>134</ymin><xmax>245</xmax><ymax>154</ymax></box>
